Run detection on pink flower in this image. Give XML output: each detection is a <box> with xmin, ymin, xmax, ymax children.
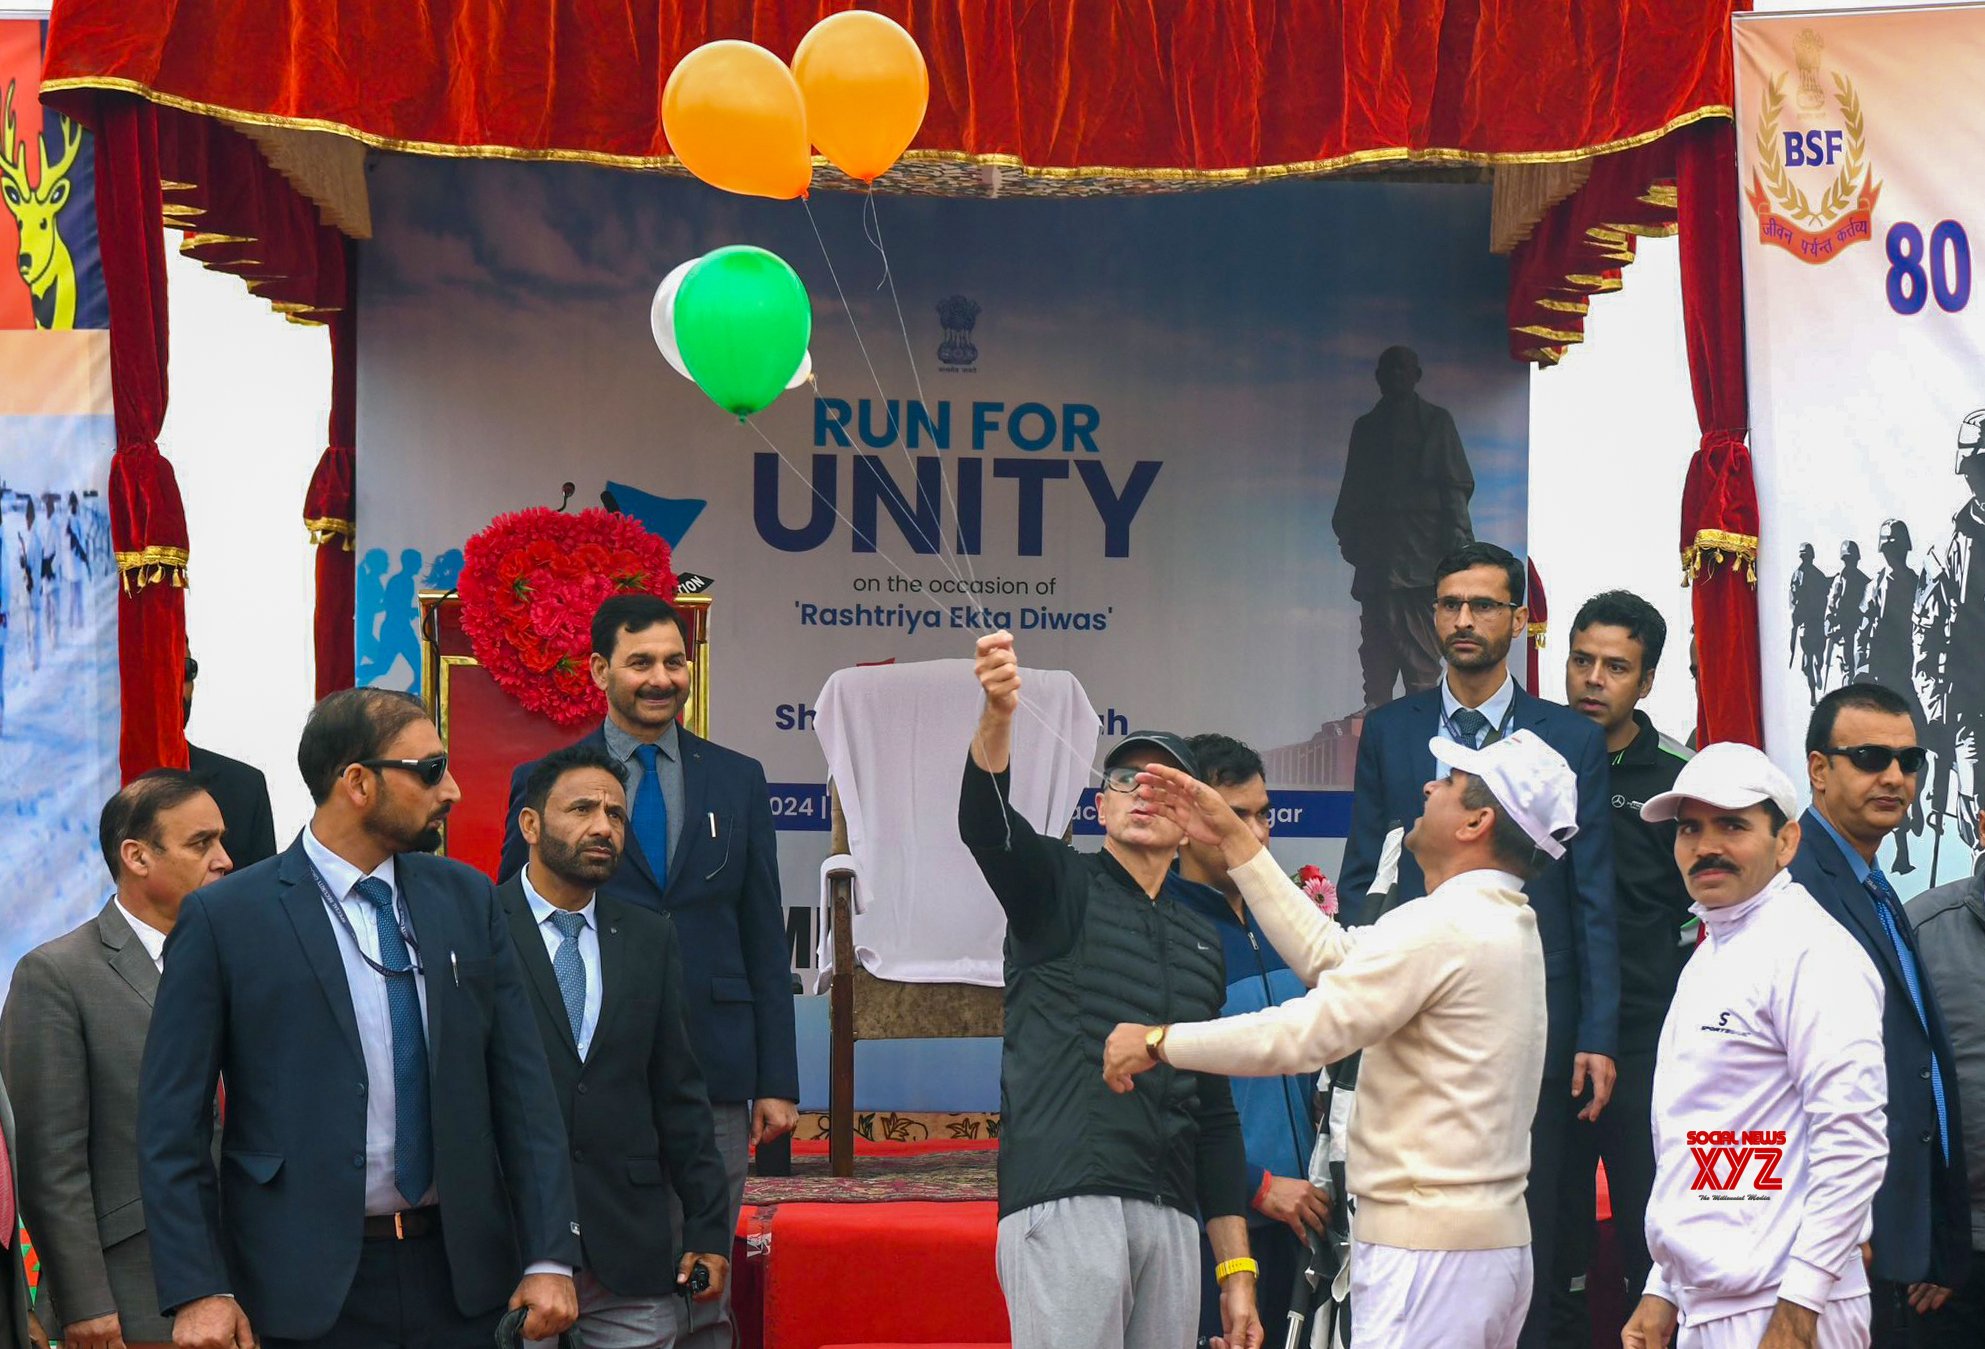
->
<box><xmin>1293</xmin><ymin>865</ymin><xmax>1339</xmax><ymax>917</ymax></box>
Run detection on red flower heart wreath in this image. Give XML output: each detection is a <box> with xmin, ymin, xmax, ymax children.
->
<box><xmin>457</xmin><ymin>507</ymin><xmax>678</xmax><ymax>727</ymax></box>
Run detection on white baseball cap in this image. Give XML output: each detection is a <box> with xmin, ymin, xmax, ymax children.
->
<box><xmin>1427</xmin><ymin>729</ymin><xmax>1580</xmax><ymax>859</ymax></box>
<box><xmin>1639</xmin><ymin>741</ymin><xmax>1799</xmax><ymax>823</ymax></box>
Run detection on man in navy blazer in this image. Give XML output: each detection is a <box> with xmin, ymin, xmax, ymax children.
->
<box><xmin>1337</xmin><ymin>543</ymin><xmax>1618</xmax><ymax>1349</ymax></box>
<box><xmin>501</xmin><ymin>594</ymin><xmax>796</xmax><ymax>1349</ymax></box>
<box><xmin>140</xmin><ymin>689</ymin><xmax>581</xmax><ymax>1349</ymax></box>
<box><xmin>1789</xmin><ymin>682</ymin><xmax>1970</xmax><ymax>1345</ymax></box>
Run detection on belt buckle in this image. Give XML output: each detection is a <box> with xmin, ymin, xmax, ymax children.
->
<box><xmin>394</xmin><ymin>1211</ymin><xmax>405</xmax><ymax>1240</ymax></box>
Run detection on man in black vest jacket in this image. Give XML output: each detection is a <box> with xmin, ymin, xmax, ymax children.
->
<box><xmin>1789</xmin><ymin>682</ymin><xmax>1971</xmax><ymax>1346</ymax></box>
<box><xmin>961</xmin><ymin>631</ymin><xmax>1259</xmax><ymax>1349</ymax></box>
<box><xmin>500</xmin><ymin>743</ymin><xmax>730</xmax><ymax>1349</ymax></box>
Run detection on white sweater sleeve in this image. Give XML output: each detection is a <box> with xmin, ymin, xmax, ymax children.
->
<box><xmin>1773</xmin><ymin>936</ymin><xmax>1889</xmax><ymax>1311</ymax></box>
<box><xmin>1163</xmin><ymin>911</ymin><xmax>1450</xmax><ymax>1077</ymax></box>
<box><xmin>1228</xmin><ymin>847</ymin><xmax>1359</xmax><ymax>986</ymax></box>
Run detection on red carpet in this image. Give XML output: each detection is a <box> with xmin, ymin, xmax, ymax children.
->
<box><xmin>761</xmin><ymin>1202</ymin><xmax>1006</xmax><ymax>1349</ymax></box>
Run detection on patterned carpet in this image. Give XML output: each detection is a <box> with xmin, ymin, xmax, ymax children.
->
<box><xmin>743</xmin><ymin>1148</ymin><xmax>998</xmax><ymax>1204</ymax></box>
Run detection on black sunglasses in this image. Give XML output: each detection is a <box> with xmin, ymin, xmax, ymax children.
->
<box><xmin>1821</xmin><ymin>744</ymin><xmax>1927</xmax><ymax>775</ymax></box>
<box><xmin>357</xmin><ymin>754</ymin><xmax>451</xmax><ymax>787</ymax></box>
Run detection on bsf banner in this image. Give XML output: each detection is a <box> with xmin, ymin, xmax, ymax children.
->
<box><xmin>357</xmin><ymin>158</ymin><xmax>1528</xmax><ymax>970</ymax></box>
<box><xmin>0</xmin><ymin>19</ymin><xmax>117</xmax><ymax>995</ymax></box>
<box><xmin>1740</xmin><ymin>5</ymin><xmax>1985</xmax><ymax>896</ymax></box>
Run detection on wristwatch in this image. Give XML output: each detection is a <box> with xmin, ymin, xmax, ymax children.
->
<box><xmin>1144</xmin><ymin>1024</ymin><xmax>1169</xmax><ymax>1064</ymax></box>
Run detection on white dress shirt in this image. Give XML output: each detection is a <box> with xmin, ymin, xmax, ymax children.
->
<box><xmin>520</xmin><ymin>869</ymin><xmax>603</xmax><ymax>1060</ymax></box>
<box><xmin>1435</xmin><ymin>670</ymin><xmax>1516</xmax><ymax>778</ymax></box>
<box><xmin>114</xmin><ymin>896</ymin><xmax>169</xmax><ymax>971</ymax></box>
<box><xmin>299</xmin><ymin>827</ymin><xmax>435</xmax><ymax>1216</ymax></box>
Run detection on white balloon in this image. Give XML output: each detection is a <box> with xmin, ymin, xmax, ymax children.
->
<box><xmin>786</xmin><ymin>349</ymin><xmax>813</xmax><ymax>390</ymax></box>
<box><xmin>649</xmin><ymin>258</ymin><xmax>700</xmax><ymax>380</ymax></box>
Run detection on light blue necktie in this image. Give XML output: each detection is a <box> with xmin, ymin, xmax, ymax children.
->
<box><xmin>632</xmin><ymin>743</ymin><xmax>670</xmax><ymax>881</ymax></box>
<box><xmin>1864</xmin><ymin>870</ymin><xmax>1951</xmax><ymax>1162</ymax></box>
<box><xmin>549</xmin><ymin>910</ymin><xmax>588</xmax><ymax>1048</ymax></box>
<box><xmin>355</xmin><ymin>876</ymin><xmax>432</xmax><ymax>1206</ymax></box>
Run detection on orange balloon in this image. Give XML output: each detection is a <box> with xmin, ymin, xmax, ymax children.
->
<box><xmin>791</xmin><ymin>10</ymin><xmax>929</xmax><ymax>184</ymax></box>
<box><xmin>663</xmin><ymin>40</ymin><xmax>813</xmax><ymax>200</ymax></box>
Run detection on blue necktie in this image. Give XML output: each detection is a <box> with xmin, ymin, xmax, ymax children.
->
<box><xmin>549</xmin><ymin>910</ymin><xmax>588</xmax><ymax>1049</ymax></box>
<box><xmin>1449</xmin><ymin>707</ymin><xmax>1491</xmax><ymax>746</ymax></box>
<box><xmin>632</xmin><ymin>743</ymin><xmax>670</xmax><ymax>881</ymax></box>
<box><xmin>355</xmin><ymin>877</ymin><xmax>433</xmax><ymax>1206</ymax></box>
<box><xmin>1864</xmin><ymin>870</ymin><xmax>1951</xmax><ymax>1162</ymax></box>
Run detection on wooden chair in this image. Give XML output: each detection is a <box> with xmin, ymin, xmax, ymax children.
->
<box><xmin>824</xmin><ymin>786</ymin><xmax>1003</xmax><ymax>1177</ymax></box>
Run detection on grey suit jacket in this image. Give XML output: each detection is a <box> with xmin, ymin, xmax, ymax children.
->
<box><xmin>0</xmin><ymin>901</ymin><xmax>168</xmax><ymax>1337</ymax></box>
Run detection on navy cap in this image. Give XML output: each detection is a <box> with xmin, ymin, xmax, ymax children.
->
<box><xmin>1104</xmin><ymin>730</ymin><xmax>1199</xmax><ymax>778</ymax></box>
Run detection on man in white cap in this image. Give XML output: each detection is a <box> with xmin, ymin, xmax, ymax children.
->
<box><xmin>1625</xmin><ymin>742</ymin><xmax>1888</xmax><ymax>1349</ymax></box>
<box><xmin>1102</xmin><ymin>728</ymin><xmax>1577</xmax><ymax>1349</ymax></box>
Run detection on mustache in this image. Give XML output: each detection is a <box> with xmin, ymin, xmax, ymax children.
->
<box><xmin>1689</xmin><ymin>856</ymin><xmax>1737</xmax><ymax>877</ymax></box>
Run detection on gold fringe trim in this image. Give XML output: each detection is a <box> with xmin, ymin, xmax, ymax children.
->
<box><xmin>114</xmin><ymin>545</ymin><xmax>190</xmax><ymax>594</ymax></box>
<box><xmin>1681</xmin><ymin>529</ymin><xmax>1759</xmax><ymax>586</ymax></box>
<box><xmin>306</xmin><ymin>516</ymin><xmax>354</xmax><ymax>549</ymax></box>
<box><xmin>40</xmin><ymin>72</ymin><xmax>1731</xmax><ymax>181</ymax></box>
<box><xmin>1528</xmin><ymin>622</ymin><xmax>1547</xmax><ymax>647</ymax></box>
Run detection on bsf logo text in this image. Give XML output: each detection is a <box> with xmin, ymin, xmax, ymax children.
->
<box><xmin>1686</xmin><ymin>1129</ymin><xmax>1787</xmax><ymax>1194</ymax></box>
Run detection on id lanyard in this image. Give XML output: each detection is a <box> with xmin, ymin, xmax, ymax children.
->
<box><xmin>306</xmin><ymin>859</ymin><xmax>425</xmax><ymax>978</ymax></box>
<box><xmin>1440</xmin><ymin>699</ymin><xmax>1516</xmax><ymax>748</ymax></box>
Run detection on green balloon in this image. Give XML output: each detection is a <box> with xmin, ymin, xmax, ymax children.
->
<box><xmin>672</xmin><ymin>245</ymin><xmax>813</xmax><ymax>417</ymax></box>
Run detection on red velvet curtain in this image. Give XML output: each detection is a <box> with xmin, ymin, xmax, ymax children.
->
<box><xmin>44</xmin><ymin>2</ymin><xmax>1736</xmax><ymax>172</ymax></box>
<box><xmin>1676</xmin><ymin>118</ymin><xmax>1762</xmax><ymax>748</ymax></box>
<box><xmin>1525</xmin><ymin>558</ymin><xmax>1549</xmax><ymax>695</ymax></box>
<box><xmin>305</xmin><ymin>261</ymin><xmax>357</xmax><ymax>699</ymax></box>
<box><xmin>87</xmin><ymin>93</ymin><xmax>189</xmax><ymax>778</ymax></box>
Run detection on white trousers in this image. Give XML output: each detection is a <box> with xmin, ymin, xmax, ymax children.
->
<box><xmin>1349</xmin><ymin>1240</ymin><xmax>1532</xmax><ymax>1349</ymax></box>
<box><xmin>1678</xmin><ymin>1295</ymin><xmax>1871</xmax><ymax>1349</ymax></box>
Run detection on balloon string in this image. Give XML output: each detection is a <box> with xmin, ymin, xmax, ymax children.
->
<box><xmin>800</xmin><ymin>195</ymin><xmax>976</xmax><ymax>593</ymax></box>
<box><xmin>744</xmin><ymin>414</ymin><xmax>1100</xmax><ymax>787</ymax></box>
<box><xmin>863</xmin><ymin>187</ymin><xmax>983</xmax><ymax>593</ymax></box>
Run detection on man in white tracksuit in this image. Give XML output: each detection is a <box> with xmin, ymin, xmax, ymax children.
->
<box><xmin>1625</xmin><ymin>742</ymin><xmax>1889</xmax><ymax>1349</ymax></box>
<box><xmin>1104</xmin><ymin>729</ymin><xmax>1580</xmax><ymax>1349</ymax></box>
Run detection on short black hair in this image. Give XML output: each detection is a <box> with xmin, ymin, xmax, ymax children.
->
<box><xmin>1805</xmin><ymin>682</ymin><xmax>1914</xmax><ymax>755</ymax></box>
<box><xmin>1457</xmin><ymin>771</ymin><xmax>1549</xmax><ymax>880</ymax></box>
<box><xmin>99</xmin><ymin>769</ymin><xmax>209</xmax><ymax>878</ymax></box>
<box><xmin>1570</xmin><ymin>590</ymin><xmax>1668</xmax><ymax>674</ymax></box>
<box><xmin>297</xmin><ymin>687</ymin><xmax>430</xmax><ymax>804</ymax></box>
<box><xmin>1435</xmin><ymin>542</ymin><xmax>1525</xmax><ymax>605</ymax></box>
<box><xmin>590</xmin><ymin>593</ymin><xmax>687</xmax><ymax>661</ymax></box>
<box><xmin>1186</xmin><ymin>733</ymin><xmax>1265</xmax><ymax>790</ymax></box>
<box><xmin>522</xmin><ymin>743</ymin><xmax>628</xmax><ymax>818</ymax></box>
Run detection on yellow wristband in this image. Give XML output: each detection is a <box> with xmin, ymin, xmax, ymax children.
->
<box><xmin>1215</xmin><ymin>1257</ymin><xmax>1259</xmax><ymax>1283</ymax></box>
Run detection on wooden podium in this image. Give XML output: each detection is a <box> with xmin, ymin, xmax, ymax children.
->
<box><xmin>417</xmin><ymin>590</ymin><xmax>712</xmax><ymax>878</ymax></box>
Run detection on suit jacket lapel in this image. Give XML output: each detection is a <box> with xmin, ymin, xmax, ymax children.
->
<box><xmin>667</xmin><ymin>727</ymin><xmax>710</xmax><ymax>892</ymax></box>
<box><xmin>97</xmin><ymin>899</ymin><xmax>160</xmax><ymax>1007</ymax></box>
<box><xmin>1801</xmin><ymin>810</ymin><xmax>1911</xmax><ymax>991</ymax></box>
<box><xmin>1409</xmin><ymin>690</ymin><xmax>1442</xmax><ymax>790</ymax></box>
<box><xmin>397</xmin><ymin>865</ymin><xmax>451</xmax><ymax>1066</ymax></box>
<box><xmin>500</xmin><ymin>878</ymin><xmax>580</xmax><ymax>1062</ymax></box>
<box><xmin>592</xmin><ymin>906</ymin><xmax>631</xmax><ymax>1052</ymax></box>
<box><xmin>276</xmin><ymin>846</ymin><xmax>365</xmax><ymax>1066</ymax></box>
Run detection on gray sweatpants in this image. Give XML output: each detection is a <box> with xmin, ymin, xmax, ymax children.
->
<box><xmin>995</xmin><ymin>1195</ymin><xmax>1199</xmax><ymax>1349</ymax></box>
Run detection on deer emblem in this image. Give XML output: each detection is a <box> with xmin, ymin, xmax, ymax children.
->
<box><xmin>1</xmin><ymin>81</ymin><xmax>81</xmax><ymax>330</ymax></box>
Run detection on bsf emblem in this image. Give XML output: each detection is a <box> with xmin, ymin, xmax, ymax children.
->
<box><xmin>1746</xmin><ymin>29</ymin><xmax>1880</xmax><ymax>265</ymax></box>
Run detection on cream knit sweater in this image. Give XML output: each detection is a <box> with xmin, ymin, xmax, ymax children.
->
<box><xmin>1163</xmin><ymin>848</ymin><xmax>1548</xmax><ymax>1250</ymax></box>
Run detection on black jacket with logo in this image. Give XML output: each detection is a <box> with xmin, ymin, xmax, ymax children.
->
<box><xmin>959</xmin><ymin>759</ymin><xmax>1247</xmax><ymax>1222</ymax></box>
<box><xmin>1605</xmin><ymin>710</ymin><xmax>1695</xmax><ymax>1055</ymax></box>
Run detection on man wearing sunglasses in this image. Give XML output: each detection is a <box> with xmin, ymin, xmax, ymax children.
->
<box><xmin>1790</xmin><ymin>683</ymin><xmax>1971</xmax><ymax>1346</ymax></box>
<box><xmin>1337</xmin><ymin>540</ymin><xmax>1618</xmax><ymax>1349</ymax></box>
<box><xmin>138</xmin><ymin>687</ymin><xmax>581</xmax><ymax>1349</ymax></box>
<box><xmin>962</xmin><ymin>631</ymin><xmax>1260</xmax><ymax>1349</ymax></box>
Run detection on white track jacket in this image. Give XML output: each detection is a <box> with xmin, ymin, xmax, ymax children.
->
<box><xmin>1644</xmin><ymin>869</ymin><xmax>1888</xmax><ymax>1325</ymax></box>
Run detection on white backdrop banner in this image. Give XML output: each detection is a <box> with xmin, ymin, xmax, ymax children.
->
<box><xmin>1741</xmin><ymin>3</ymin><xmax>1985</xmax><ymax>896</ymax></box>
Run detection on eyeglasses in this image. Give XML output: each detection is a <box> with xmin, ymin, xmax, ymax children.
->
<box><xmin>357</xmin><ymin>754</ymin><xmax>451</xmax><ymax>787</ymax></box>
<box><xmin>1433</xmin><ymin>596</ymin><xmax>1521</xmax><ymax>619</ymax></box>
<box><xmin>1821</xmin><ymin>744</ymin><xmax>1927</xmax><ymax>775</ymax></box>
<box><xmin>1101</xmin><ymin>766</ymin><xmax>1142</xmax><ymax>794</ymax></box>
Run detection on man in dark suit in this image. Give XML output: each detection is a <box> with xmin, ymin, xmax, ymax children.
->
<box><xmin>501</xmin><ymin>594</ymin><xmax>796</xmax><ymax>1349</ymax></box>
<box><xmin>140</xmin><ymin>687</ymin><xmax>581</xmax><ymax>1349</ymax></box>
<box><xmin>501</xmin><ymin>743</ymin><xmax>731</xmax><ymax>1348</ymax></box>
<box><xmin>1336</xmin><ymin>542</ymin><xmax>1617</xmax><ymax>1349</ymax></box>
<box><xmin>182</xmin><ymin>655</ymin><xmax>278</xmax><ymax>867</ymax></box>
<box><xmin>2</xmin><ymin>770</ymin><xmax>231</xmax><ymax>1349</ymax></box>
<box><xmin>1789</xmin><ymin>682</ymin><xmax>1971</xmax><ymax>1346</ymax></box>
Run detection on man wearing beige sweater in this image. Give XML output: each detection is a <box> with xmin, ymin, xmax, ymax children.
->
<box><xmin>1103</xmin><ymin>730</ymin><xmax>1576</xmax><ymax>1349</ymax></box>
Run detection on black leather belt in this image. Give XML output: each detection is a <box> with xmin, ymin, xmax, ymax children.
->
<box><xmin>363</xmin><ymin>1206</ymin><xmax>440</xmax><ymax>1240</ymax></box>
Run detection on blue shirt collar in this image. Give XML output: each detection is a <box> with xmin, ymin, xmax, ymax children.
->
<box><xmin>1439</xmin><ymin>669</ymin><xmax>1516</xmax><ymax>733</ymax></box>
<box><xmin>1807</xmin><ymin>806</ymin><xmax>1874</xmax><ymax>885</ymax></box>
